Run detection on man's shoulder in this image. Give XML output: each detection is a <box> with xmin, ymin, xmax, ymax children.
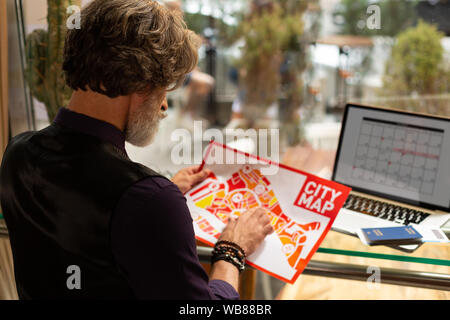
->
<box><xmin>1</xmin><ymin>131</ymin><xmax>36</xmax><ymax>166</ymax></box>
<box><xmin>4</xmin><ymin>131</ymin><xmax>35</xmax><ymax>152</ymax></box>
<box><xmin>125</xmin><ymin>175</ymin><xmax>181</xmax><ymax>200</ymax></box>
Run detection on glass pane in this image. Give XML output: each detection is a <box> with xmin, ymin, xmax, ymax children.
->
<box><xmin>2</xmin><ymin>0</ymin><xmax>449</xmax><ymax>302</ymax></box>
<box><xmin>8</xmin><ymin>0</ymin><xmax>450</xmax><ymax>271</ymax></box>
<box><xmin>175</xmin><ymin>0</ymin><xmax>450</xmax><ymax>268</ymax></box>
<box><xmin>7</xmin><ymin>0</ymin><xmax>35</xmax><ymax>136</ymax></box>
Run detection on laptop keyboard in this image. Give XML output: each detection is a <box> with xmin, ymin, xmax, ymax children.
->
<box><xmin>343</xmin><ymin>194</ymin><xmax>430</xmax><ymax>225</ymax></box>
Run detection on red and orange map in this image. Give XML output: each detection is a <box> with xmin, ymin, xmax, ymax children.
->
<box><xmin>189</xmin><ymin>165</ymin><xmax>322</xmax><ymax>270</ymax></box>
<box><xmin>186</xmin><ymin>142</ymin><xmax>351</xmax><ymax>283</ymax></box>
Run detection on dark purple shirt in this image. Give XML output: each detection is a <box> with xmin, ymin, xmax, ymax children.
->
<box><xmin>53</xmin><ymin>108</ymin><xmax>239</xmax><ymax>300</ymax></box>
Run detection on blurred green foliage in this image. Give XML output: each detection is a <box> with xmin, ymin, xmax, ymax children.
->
<box><xmin>182</xmin><ymin>1</ymin><xmax>319</xmax><ymax>145</ymax></box>
<box><xmin>383</xmin><ymin>21</ymin><xmax>450</xmax><ymax>95</ymax></box>
<box><xmin>235</xmin><ymin>0</ymin><xmax>308</xmax><ymax>109</ymax></box>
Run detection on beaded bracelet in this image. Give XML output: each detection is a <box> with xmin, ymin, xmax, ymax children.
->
<box><xmin>212</xmin><ymin>245</ymin><xmax>245</xmax><ymax>261</ymax></box>
<box><xmin>211</xmin><ymin>241</ymin><xmax>246</xmax><ymax>273</ymax></box>
<box><xmin>215</xmin><ymin>240</ymin><xmax>247</xmax><ymax>258</ymax></box>
<box><xmin>211</xmin><ymin>252</ymin><xmax>246</xmax><ymax>273</ymax></box>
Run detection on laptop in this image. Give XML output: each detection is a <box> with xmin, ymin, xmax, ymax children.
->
<box><xmin>331</xmin><ymin>104</ymin><xmax>450</xmax><ymax>251</ymax></box>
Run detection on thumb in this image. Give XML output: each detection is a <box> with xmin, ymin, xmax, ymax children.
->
<box><xmin>191</xmin><ymin>169</ymin><xmax>209</xmax><ymax>184</ymax></box>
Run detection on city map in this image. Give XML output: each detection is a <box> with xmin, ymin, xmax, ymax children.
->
<box><xmin>185</xmin><ymin>142</ymin><xmax>351</xmax><ymax>283</ymax></box>
<box><xmin>188</xmin><ymin>165</ymin><xmax>322</xmax><ymax>270</ymax></box>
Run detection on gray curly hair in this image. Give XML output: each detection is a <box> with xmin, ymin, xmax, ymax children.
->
<box><xmin>63</xmin><ymin>0</ymin><xmax>200</xmax><ymax>98</ymax></box>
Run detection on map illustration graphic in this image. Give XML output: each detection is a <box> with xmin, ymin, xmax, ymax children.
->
<box><xmin>186</xmin><ymin>141</ymin><xmax>351</xmax><ymax>283</ymax></box>
<box><xmin>188</xmin><ymin>165</ymin><xmax>321</xmax><ymax>270</ymax></box>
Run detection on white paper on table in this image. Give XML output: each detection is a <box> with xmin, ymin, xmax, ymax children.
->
<box><xmin>414</xmin><ymin>226</ymin><xmax>450</xmax><ymax>243</ymax></box>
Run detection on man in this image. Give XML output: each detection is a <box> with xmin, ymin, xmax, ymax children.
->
<box><xmin>0</xmin><ymin>0</ymin><xmax>273</xmax><ymax>299</ymax></box>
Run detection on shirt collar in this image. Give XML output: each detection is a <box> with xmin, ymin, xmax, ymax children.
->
<box><xmin>53</xmin><ymin>107</ymin><xmax>127</xmax><ymax>153</ymax></box>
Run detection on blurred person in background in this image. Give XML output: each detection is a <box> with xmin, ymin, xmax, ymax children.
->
<box><xmin>165</xmin><ymin>0</ymin><xmax>215</xmax><ymax>126</ymax></box>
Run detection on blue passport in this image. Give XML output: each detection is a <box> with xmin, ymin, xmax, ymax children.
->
<box><xmin>361</xmin><ymin>226</ymin><xmax>423</xmax><ymax>245</ymax></box>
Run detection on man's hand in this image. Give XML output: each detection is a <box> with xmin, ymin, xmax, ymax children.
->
<box><xmin>219</xmin><ymin>208</ymin><xmax>274</xmax><ymax>257</ymax></box>
<box><xmin>209</xmin><ymin>208</ymin><xmax>274</xmax><ymax>291</ymax></box>
<box><xmin>171</xmin><ymin>166</ymin><xmax>211</xmax><ymax>194</ymax></box>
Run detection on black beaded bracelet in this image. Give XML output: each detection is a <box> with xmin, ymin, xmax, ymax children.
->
<box><xmin>215</xmin><ymin>240</ymin><xmax>247</xmax><ymax>258</ymax></box>
<box><xmin>211</xmin><ymin>252</ymin><xmax>246</xmax><ymax>273</ymax></box>
<box><xmin>212</xmin><ymin>245</ymin><xmax>245</xmax><ymax>261</ymax></box>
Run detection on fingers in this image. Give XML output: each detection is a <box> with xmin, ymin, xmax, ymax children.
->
<box><xmin>187</xmin><ymin>165</ymin><xmax>201</xmax><ymax>174</ymax></box>
<box><xmin>190</xmin><ymin>165</ymin><xmax>212</xmax><ymax>175</ymax></box>
<box><xmin>252</xmin><ymin>208</ymin><xmax>271</xmax><ymax>223</ymax></box>
<box><xmin>254</xmin><ymin>207</ymin><xmax>267</xmax><ymax>216</ymax></box>
<box><xmin>191</xmin><ymin>169</ymin><xmax>210</xmax><ymax>184</ymax></box>
<box><xmin>227</xmin><ymin>215</ymin><xmax>238</xmax><ymax>225</ymax></box>
<box><xmin>246</xmin><ymin>208</ymin><xmax>272</xmax><ymax>235</ymax></box>
<box><xmin>256</xmin><ymin>209</ymin><xmax>273</xmax><ymax>235</ymax></box>
<box><xmin>264</xmin><ymin>223</ymin><xmax>274</xmax><ymax>235</ymax></box>
<box><xmin>246</xmin><ymin>207</ymin><xmax>266</xmax><ymax>218</ymax></box>
<box><xmin>220</xmin><ymin>207</ymin><xmax>274</xmax><ymax>256</ymax></box>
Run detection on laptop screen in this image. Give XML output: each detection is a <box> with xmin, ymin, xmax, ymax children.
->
<box><xmin>333</xmin><ymin>104</ymin><xmax>450</xmax><ymax>211</ymax></box>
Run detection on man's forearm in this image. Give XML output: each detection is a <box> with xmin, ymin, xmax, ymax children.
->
<box><xmin>209</xmin><ymin>260</ymin><xmax>240</xmax><ymax>292</ymax></box>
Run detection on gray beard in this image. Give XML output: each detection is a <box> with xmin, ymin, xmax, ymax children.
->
<box><xmin>125</xmin><ymin>102</ymin><xmax>165</xmax><ymax>147</ymax></box>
